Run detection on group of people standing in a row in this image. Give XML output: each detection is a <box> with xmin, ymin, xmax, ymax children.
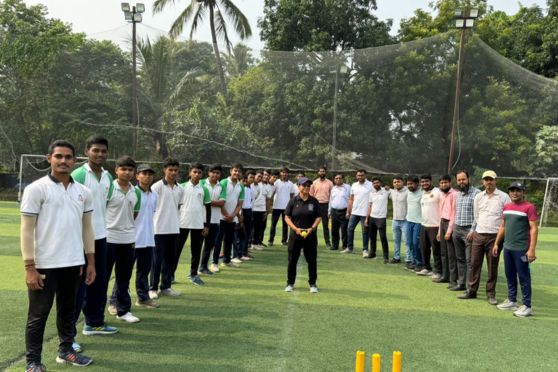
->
<box><xmin>19</xmin><ymin>136</ymin><xmax>539</xmax><ymax>372</ymax></box>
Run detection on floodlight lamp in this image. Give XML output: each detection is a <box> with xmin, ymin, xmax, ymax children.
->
<box><xmin>340</xmin><ymin>65</ymin><xmax>348</xmax><ymax>74</ymax></box>
<box><xmin>469</xmin><ymin>8</ymin><xmax>479</xmax><ymax>18</ymax></box>
<box><xmin>465</xmin><ymin>19</ymin><xmax>475</xmax><ymax>28</ymax></box>
<box><xmin>124</xmin><ymin>11</ymin><xmax>133</xmax><ymax>21</ymax></box>
<box><xmin>121</xmin><ymin>2</ymin><xmax>130</xmax><ymax>12</ymax></box>
<box><xmin>133</xmin><ymin>13</ymin><xmax>143</xmax><ymax>22</ymax></box>
<box><xmin>454</xmin><ymin>9</ymin><xmax>463</xmax><ymax>18</ymax></box>
<box><xmin>136</xmin><ymin>3</ymin><xmax>145</xmax><ymax>13</ymax></box>
<box><xmin>455</xmin><ymin>19</ymin><xmax>465</xmax><ymax>28</ymax></box>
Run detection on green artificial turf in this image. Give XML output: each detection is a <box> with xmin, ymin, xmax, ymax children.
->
<box><xmin>1</xmin><ymin>201</ymin><xmax>557</xmax><ymax>371</ymax></box>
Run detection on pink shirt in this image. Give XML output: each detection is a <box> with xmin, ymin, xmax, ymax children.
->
<box><xmin>438</xmin><ymin>188</ymin><xmax>456</xmax><ymax>235</ymax></box>
<box><xmin>310</xmin><ymin>178</ymin><xmax>334</xmax><ymax>203</ymax></box>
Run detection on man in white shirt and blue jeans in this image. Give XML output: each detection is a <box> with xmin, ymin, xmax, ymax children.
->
<box><xmin>269</xmin><ymin>167</ymin><xmax>295</xmax><ymax>246</ymax></box>
<box><xmin>347</xmin><ymin>169</ymin><xmax>372</xmax><ymax>256</ymax></box>
<box><xmin>365</xmin><ymin>177</ymin><xmax>390</xmax><ymax>263</ymax></box>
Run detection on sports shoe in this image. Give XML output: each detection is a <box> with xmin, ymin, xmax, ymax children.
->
<box><xmin>159</xmin><ymin>288</ymin><xmax>181</xmax><ymax>297</ymax></box>
<box><xmin>231</xmin><ymin>257</ymin><xmax>243</xmax><ymax>264</ymax></box>
<box><xmin>458</xmin><ymin>292</ymin><xmax>477</xmax><ymax>300</ymax></box>
<box><xmin>72</xmin><ymin>341</ymin><xmax>82</xmax><ymax>353</ymax></box>
<box><xmin>82</xmin><ymin>324</ymin><xmax>119</xmax><ymax>335</ymax></box>
<box><xmin>189</xmin><ymin>275</ymin><xmax>205</xmax><ymax>286</ymax></box>
<box><xmin>390</xmin><ymin>258</ymin><xmax>401</xmax><ymax>264</ymax></box>
<box><xmin>488</xmin><ymin>297</ymin><xmax>498</xmax><ymax>305</ymax></box>
<box><xmin>135</xmin><ymin>299</ymin><xmax>160</xmax><ymax>308</ymax></box>
<box><xmin>341</xmin><ymin>248</ymin><xmax>350</xmax><ymax>254</ymax></box>
<box><xmin>107</xmin><ymin>304</ymin><xmax>117</xmax><ymax>316</ymax></box>
<box><xmin>253</xmin><ymin>245</ymin><xmax>264</xmax><ymax>251</ymax></box>
<box><xmin>260</xmin><ymin>243</ymin><xmax>268</xmax><ymax>248</ymax></box>
<box><xmin>284</xmin><ymin>285</ymin><xmax>294</xmax><ymax>292</ymax></box>
<box><xmin>56</xmin><ymin>350</ymin><xmax>93</xmax><ymax>366</ymax></box>
<box><xmin>362</xmin><ymin>250</ymin><xmax>369</xmax><ymax>258</ymax></box>
<box><xmin>513</xmin><ymin>305</ymin><xmax>533</xmax><ymax>317</ymax></box>
<box><xmin>431</xmin><ymin>273</ymin><xmax>442</xmax><ymax>280</ymax></box>
<box><xmin>148</xmin><ymin>290</ymin><xmax>159</xmax><ymax>299</ymax></box>
<box><xmin>210</xmin><ymin>263</ymin><xmax>220</xmax><ymax>273</ymax></box>
<box><xmin>267</xmin><ymin>241</ymin><xmax>274</xmax><ymax>247</ymax></box>
<box><xmin>240</xmin><ymin>255</ymin><xmax>253</xmax><ymax>261</ymax></box>
<box><xmin>310</xmin><ymin>286</ymin><xmax>319</xmax><ymax>294</ymax></box>
<box><xmin>26</xmin><ymin>362</ymin><xmax>47</xmax><ymax>372</ymax></box>
<box><xmin>497</xmin><ymin>299</ymin><xmax>518</xmax><ymax>311</ymax></box>
<box><xmin>198</xmin><ymin>268</ymin><xmax>214</xmax><ymax>276</ymax></box>
<box><xmin>281</xmin><ymin>241</ymin><xmax>288</xmax><ymax>246</ymax></box>
<box><xmin>416</xmin><ymin>269</ymin><xmax>433</xmax><ymax>276</ymax></box>
<box><xmin>116</xmin><ymin>312</ymin><xmax>140</xmax><ymax>323</ymax></box>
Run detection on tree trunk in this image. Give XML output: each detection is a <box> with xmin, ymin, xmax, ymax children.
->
<box><xmin>208</xmin><ymin>5</ymin><xmax>228</xmax><ymax>98</ymax></box>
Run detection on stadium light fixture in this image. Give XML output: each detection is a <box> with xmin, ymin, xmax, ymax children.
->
<box><xmin>454</xmin><ymin>8</ymin><xmax>479</xmax><ymax>29</ymax></box>
<box><xmin>121</xmin><ymin>2</ymin><xmax>130</xmax><ymax>12</ymax></box>
<box><xmin>136</xmin><ymin>3</ymin><xmax>145</xmax><ymax>13</ymax></box>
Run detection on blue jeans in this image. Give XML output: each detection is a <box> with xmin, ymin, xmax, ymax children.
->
<box><xmin>347</xmin><ymin>215</ymin><xmax>369</xmax><ymax>252</ymax></box>
<box><xmin>392</xmin><ymin>220</ymin><xmax>407</xmax><ymax>261</ymax></box>
<box><xmin>504</xmin><ymin>248</ymin><xmax>531</xmax><ymax>307</ymax></box>
<box><xmin>406</xmin><ymin>222</ymin><xmax>422</xmax><ymax>266</ymax></box>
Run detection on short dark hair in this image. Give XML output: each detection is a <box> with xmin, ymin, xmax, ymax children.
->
<box><xmin>356</xmin><ymin>169</ymin><xmax>366</xmax><ymax>174</ymax></box>
<box><xmin>163</xmin><ymin>158</ymin><xmax>180</xmax><ymax>168</ymax></box>
<box><xmin>335</xmin><ymin>173</ymin><xmax>344</xmax><ymax>179</ymax></box>
<box><xmin>407</xmin><ymin>175</ymin><xmax>419</xmax><ymax>183</ymax></box>
<box><xmin>297</xmin><ymin>171</ymin><xmax>306</xmax><ymax>177</ymax></box>
<box><xmin>246</xmin><ymin>170</ymin><xmax>256</xmax><ymax>177</ymax></box>
<box><xmin>85</xmin><ymin>135</ymin><xmax>108</xmax><ymax>150</ymax></box>
<box><xmin>209</xmin><ymin>164</ymin><xmax>222</xmax><ymax>172</ymax></box>
<box><xmin>116</xmin><ymin>156</ymin><xmax>136</xmax><ymax>168</ymax></box>
<box><xmin>439</xmin><ymin>174</ymin><xmax>452</xmax><ymax>182</ymax></box>
<box><xmin>420</xmin><ymin>174</ymin><xmax>432</xmax><ymax>181</ymax></box>
<box><xmin>271</xmin><ymin>171</ymin><xmax>280</xmax><ymax>176</ymax></box>
<box><xmin>48</xmin><ymin>140</ymin><xmax>75</xmax><ymax>156</ymax></box>
<box><xmin>231</xmin><ymin>163</ymin><xmax>243</xmax><ymax>171</ymax></box>
<box><xmin>371</xmin><ymin>176</ymin><xmax>381</xmax><ymax>182</ymax></box>
<box><xmin>318</xmin><ymin>165</ymin><xmax>327</xmax><ymax>171</ymax></box>
<box><xmin>393</xmin><ymin>174</ymin><xmax>404</xmax><ymax>181</ymax></box>
<box><xmin>255</xmin><ymin>169</ymin><xmax>264</xmax><ymax>175</ymax></box>
<box><xmin>455</xmin><ymin>170</ymin><xmax>470</xmax><ymax>178</ymax></box>
<box><xmin>281</xmin><ymin>167</ymin><xmax>290</xmax><ymax>173</ymax></box>
<box><xmin>190</xmin><ymin>162</ymin><xmax>204</xmax><ymax>171</ymax></box>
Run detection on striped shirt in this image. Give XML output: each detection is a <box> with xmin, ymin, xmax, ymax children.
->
<box><xmin>454</xmin><ymin>187</ymin><xmax>480</xmax><ymax>228</ymax></box>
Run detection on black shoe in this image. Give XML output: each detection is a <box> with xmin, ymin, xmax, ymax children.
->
<box><xmin>197</xmin><ymin>268</ymin><xmax>214</xmax><ymax>276</ymax></box>
<box><xmin>432</xmin><ymin>278</ymin><xmax>449</xmax><ymax>283</ymax></box>
<box><xmin>26</xmin><ymin>362</ymin><xmax>47</xmax><ymax>372</ymax></box>
<box><xmin>268</xmin><ymin>241</ymin><xmax>274</xmax><ymax>247</ymax></box>
<box><xmin>389</xmin><ymin>258</ymin><xmax>401</xmax><ymax>264</ymax></box>
<box><xmin>281</xmin><ymin>241</ymin><xmax>288</xmax><ymax>246</ymax></box>
<box><xmin>458</xmin><ymin>292</ymin><xmax>477</xmax><ymax>300</ymax></box>
<box><xmin>260</xmin><ymin>243</ymin><xmax>268</xmax><ymax>247</ymax></box>
<box><xmin>449</xmin><ymin>285</ymin><xmax>466</xmax><ymax>291</ymax></box>
<box><xmin>56</xmin><ymin>350</ymin><xmax>93</xmax><ymax>366</ymax></box>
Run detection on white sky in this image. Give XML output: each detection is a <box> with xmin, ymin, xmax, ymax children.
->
<box><xmin>24</xmin><ymin>0</ymin><xmax>548</xmax><ymax>52</ymax></box>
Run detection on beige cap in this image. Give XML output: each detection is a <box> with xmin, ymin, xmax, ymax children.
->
<box><xmin>482</xmin><ymin>170</ymin><xmax>497</xmax><ymax>179</ymax></box>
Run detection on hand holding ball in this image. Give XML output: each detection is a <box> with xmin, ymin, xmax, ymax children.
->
<box><xmin>300</xmin><ymin>230</ymin><xmax>308</xmax><ymax>238</ymax></box>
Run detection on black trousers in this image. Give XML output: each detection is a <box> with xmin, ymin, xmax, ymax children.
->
<box><xmin>287</xmin><ymin>233</ymin><xmax>318</xmax><ymax>286</ymax></box>
<box><xmin>330</xmin><ymin>208</ymin><xmax>348</xmax><ymax>250</ymax></box>
<box><xmin>177</xmin><ymin>228</ymin><xmax>204</xmax><ymax>278</ymax></box>
<box><xmin>239</xmin><ymin>208</ymin><xmax>254</xmax><ymax>256</ymax></box>
<box><xmin>439</xmin><ymin>219</ymin><xmax>457</xmax><ymax>284</ymax></box>
<box><xmin>82</xmin><ymin>238</ymin><xmax>109</xmax><ymax>327</ymax></box>
<box><xmin>135</xmin><ymin>247</ymin><xmax>153</xmax><ymax>302</ymax></box>
<box><xmin>368</xmin><ymin>217</ymin><xmax>389</xmax><ymax>259</ymax></box>
<box><xmin>106</xmin><ymin>243</ymin><xmax>135</xmax><ymax>317</ymax></box>
<box><xmin>269</xmin><ymin>209</ymin><xmax>288</xmax><ymax>244</ymax></box>
<box><xmin>318</xmin><ymin>203</ymin><xmax>331</xmax><ymax>245</ymax></box>
<box><xmin>420</xmin><ymin>226</ymin><xmax>441</xmax><ymax>273</ymax></box>
<box><xmin>220</xmin><ymin>220</ymin><xmax>236</xmax><ymax>263</ymax></box>
<box><xmin>252</xmin><ymin>211</ymin><xmax>266</xmax><ymax>245</ymax></box>
<box><xmin>26</xmin><ymin>265</ymin><xmax>81</xmax><ymax>364</ymax></box>
<box><xmin>151</xmin><ymin>234</ymin><xmax>177</xmax><ymax>291</ymax></box>
<box><xmin>200</xmin><ymin>223</ymin><xmax>220</xmax><ymax>270</ymax></box>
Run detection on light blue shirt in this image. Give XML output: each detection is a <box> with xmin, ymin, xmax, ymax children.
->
<box><xmin>406</xmin><ymin>189</ymin><xmax>423</xmax><ymax>224</ymax></box>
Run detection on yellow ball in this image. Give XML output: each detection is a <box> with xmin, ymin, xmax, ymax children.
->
<box><xmin>300</xmin><ymin>230</ymin><xmax>307</xmax><ymax>238</ymax></box>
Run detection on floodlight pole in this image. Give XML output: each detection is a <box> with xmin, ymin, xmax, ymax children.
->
<box><xmin>332</xmin><ymin>65</ymin><xmax>339</xmax><ymax>171</ymax></box>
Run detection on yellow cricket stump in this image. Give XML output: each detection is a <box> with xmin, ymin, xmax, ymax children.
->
<box><xmin>354</xmin><ymin>350</ymin><xmax>402</xmax><ymax>372</ymax></box>
<box><xmin>355</xmin><ymin>351</ymin><xmax>365</xmax><ymax>372</ymax></box>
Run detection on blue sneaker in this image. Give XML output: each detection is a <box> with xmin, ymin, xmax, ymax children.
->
<box><xmin>25</xmin><ymin>362</ymin><xmax>47</xmax><ymax>372</ymax></box>
<box><xmin>56</xmin><ymin>350</ymin><xmax>92</xmax><ymax>366</ymax></box>
<box><xmin>82</xmin><ymin>324</ymin><xmax>118</xmax><ymax>335</ymax></box>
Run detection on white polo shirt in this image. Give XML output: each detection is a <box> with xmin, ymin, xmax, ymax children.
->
<box><xmin>350</xmin><ymin>180</ymin><xmax>372</xmax><ymax>217</ymax></box>
<box><xmin>219</xmin><ymin>177</ymin><xmax>245</xmax><ymax>222</ymax></box>
<box><xmin>273</xmin><ymin>179</ymin><xmax>295</xmax><ymax>210</ymax></box>
<box><xmin>152</xmin><ymin>179</ymin><xmax>183</xmax><ymax>234</ymax></box>
<box><xmin>106</xmin><ymin>180</ymin><xmax>141</xmax><ymax>244</ymax></box>
<box><xmin>242</xmin><ymin>184</ymin><xmax>253</xmax><ymax>209</ymax></box>
<box><xmin>201</xmin><ymin>178</ymin><xmax>223</xmax><ymax>224</ymax></box>
<box><xmin>179</xmin><ymin>181</ymin><xmax>211</xmax><ymax>229</ymax></box>
<box><xmin>135</xmin><ymin>186</ymin><xmax>157</xmax><ymax>248</ymax></box>
<box><xmin>421</xmin><ymin>187</ymin><xmax>441</xmax><ymax>227</ymax></box>
<box><xmin>252</xmin><ymin>182</ymin><xmax>267</xmax><ymax>212</ymax></box>
<box><xmin>369</xmin><ymin>188</ymin><xmax>389</xmax><ymax>218</ymax></box>
<box><xmin>20</xmin><ymin>175</ymin><xmax>93</xmax><ymax>269</ymax></box>
<box><xmin>71</xmin><ymin>163</ymin><xmax>113</xmax><ymax>240</ymax></box>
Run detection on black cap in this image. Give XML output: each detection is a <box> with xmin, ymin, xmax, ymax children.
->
<box><xmin>137</xmin><ymin>164</ymin><xmax>155</xmax><ymax>173</ymax></box>
<box><xmin>508</xmin><ymin>181</ymin><xmax>525</xmax><ymax>191</ymax></box>
<box><xmin>297</xmin><ymin>177</ymin><xmax>312</xmax><ymax>186</ymax></box>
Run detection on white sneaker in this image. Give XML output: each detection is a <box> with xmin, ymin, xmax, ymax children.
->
<box><xmin>116</xmin><ymin>312</ymin><xmax>140</xmax><ymax>323</ymax></box>
<box><xmin>362</xmin><ymin>250</ymin><xmax>368</xmax><ymax>258</ymax></box>
<box><xmin>310</xmin><ymin>286</ymin><xmax>319</xmax><ymax>294</ymax></box>
<box><xmin>497</xmin><ymin>299</ymin><xmax>518</xmax><ymax>311</ymax></box>
<box><xmin>210</xmin><ymin>263</ymin><xmax>220</xmax><ymax>273</ymax></box>
<box><xmin>431</xmin><ymin>273</ymin><xmax>442</xmax><ymax>280</ymax></box>
<box><xmin>285</xmin><ymin>285</ymin><xmax>294</xmax><ymax>292</ymax></box>
<box><xmin>513</xmin><ymin>305</ymin><xmax>533</xmax><ymax>317</ymax></box>
<box><xmin>148</xmin><ymin>290</ymin><xmax>159</xmax><ymax>299</ymax></box>
<box><xmin>240</xmin><ymin>256</ymin><xmax>252</xmax><ymax>261</ymax></box>
<box><xmin>231</xmin><ymin>257</ymin><xmax>243</xmax><ymax>264</ymax></box>
<box><xmin>416</xmin><ymin>269</ymin><xmax>433</xmax><ymax>276</ymax></box>
<box><xmin>253</xmin><ymin>245</ymin><xmax>264</xmax><ymax>251</ymax></box>
<box><xmin>159</xmin><ymin>288</ymin><xmax>181</xmax><ymax>297</ymax></box>
<box><xmin>341</xmin><ymin>248</ymin><xmax>350</xmax><ymax>253</ymax></box>
<box><xmin>108</xmin><ymin>304</ymin><xmax>117</xmax><ymax>316</ymax></box>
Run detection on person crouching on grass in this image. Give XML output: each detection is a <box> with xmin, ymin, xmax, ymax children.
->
<box><xmin>493</xmin><ymin>181</ymin><xmax>538</xmax><ymax>317</ymax></box>
<box><xmin>284</xmin><ymin>177</ymin><xmax>322</xmax><ymax>293</ymax></box>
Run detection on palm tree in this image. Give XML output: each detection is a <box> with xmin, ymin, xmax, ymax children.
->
<box><xmin>153</xmin><ymin>0</ymin><xmax>252</xmax><ymax>96</ymax></box>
